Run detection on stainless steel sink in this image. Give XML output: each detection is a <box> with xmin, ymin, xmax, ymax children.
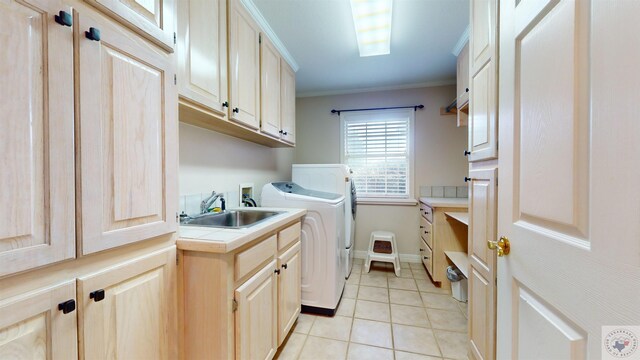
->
<box><xmin>181</xmin><ymin>210</ymin><xmax>284</xmax><ymax>229</ymax></box>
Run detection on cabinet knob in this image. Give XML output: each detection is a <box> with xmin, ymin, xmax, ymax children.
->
<box><xmin>58</xmin><ymin>299</ymin><xmax>76</xmax><ymax>314</ymax></box>
<box><xmin>423</xmin><ymin>256</ymin><xmax>430</xmax><ymax>260</ymax></box>
<box><xmin>274</xmin><ymin>269</ymin><xmax>281</xmax><ymax>275</ymax></box>
<box><xmin>465</xmin><ymin>88</ymin><xmax>469</xmax><ymax>93</ymax></box>
<box><xmin>464</xmin><ymin>177</ymin><xmax>472</xmax><ymax>182</ymax></box>
<box><xmin>233</xmin><ymin>107</ymin><xmax>239</xmax><ymax>113</ymax></box>
<box><xmin>90</xmin><ymin>289</ymin><xmax>105</xmax><ymax>302</ymax></box>
<box><xmin>55</xmin><ymin>10</ymin><xmax>72</xmax><ymax>27</ymax></box>
<box><xmin>464</xmin><ymin>150</ymin><xmax>471</xmax><ymax>156</ymax></box>
<box><xmin>278</xmin><ymin>130</ymin><xmax>283</xmax><ymax>134</ymax></box>
<box><xmin>419</xmin><ymin>248</ymin><xmax>424</xmax><ymax>252</ymax></box>
<box><xmin>282</xmin><ymin>263</ymin><xmax>288</xmax><ymax>269</ymax></box>
<box><xmin>222</xmin><ymin>101</ymin><xmax>229</xmax><ymax>108</ymax></box>
<box><xmin>85</xmin><ymin>27</ymin><xmax>101</xmax><ymax>41</ymax></box>
<box><xmin>283</xmin><ymin>131</ymin><xmax>288</xmax><ymax>135</ymax></box>
<box><xmin>419</xmin><ymin>225</ymin><xmax>424</xmax><ymax>228</ymax></box>
<box><xmin>424</xmin><ymin>231</ymin><xmax>429</xmax><ymax>234</ymax></box>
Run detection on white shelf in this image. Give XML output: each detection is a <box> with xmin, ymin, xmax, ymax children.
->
<box><xmin>445</xmin><ymin>211</ymin><xmax>469</xmax><ymax>226</ymax></box>
<box><xmin>444</xmin><ymin>251</ymin><xmax>469</xmax><ymax>278</ymax></box>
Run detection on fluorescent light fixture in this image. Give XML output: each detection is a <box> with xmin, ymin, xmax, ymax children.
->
<box><xmin>350</xmin><ymin>0</ymin><xmax>393</xmax><ymax>57</ymax></box>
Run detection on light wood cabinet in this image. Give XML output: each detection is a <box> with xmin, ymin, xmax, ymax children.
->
<box><xmin>277</xmin><ymin>241</ymin><xmax>301</xmax><ymax>345</ymax></box>
<box><xmin>181</xmin><ymin>221</ymin><xmax>302</xmax><ymax>360</ymax></box>
<box><xmin>468</xmin><ymin>168</ymin><xmax>497</xmax><ymax>360</ymax></box>
<box><xmin>0</xmin><ymin>0</ymin><xmax>76</xmax><ymax>278</ymax></box>
<box><xmin>82</xmin><ymin>0</ymin><xmax>176</xmax><ymax>52</ymax></box>
<box><xmin>468</xmin><ymin>0</ymin><xmax>498</xmax><ymax>161</ymax></box>
<box><xmin>418</xmin><ymin>202</ymin><xmax>468</xmax><ymax>286</ymax></box>
<box><xmin>0</xmin><ymin>280</ymin><xmax>77</xmax><ymax>359</ymax></box>
<box><xmin>77</xmin><ymin>246</ymin><xmax>177</xmax><ymax>360</ymax></box>
<box><xmin>456</xmin><ymin>41</ymin><xmax>470</xmax><ymax>127</ymax></box>
<box><xmin>280</xmin><ymin>59</ymin><xmax>297</xmax><ymax>144</ymax></box>
<box><xmin>177</xmin><ymin>0</ymin><xmax>228</xmax><ymax>117</ymax></box>
<box><xmin>76</xmin><ymin>9</ymin><xmax>178</xmax><ymax>255</ymax></box>
<box><xmin>235</xmin><ymin>260</ymin><xmax>278</xmax><ymax>360</ymax></box>
<box><xmin>229</xmin><ymin>0</ymin><xmax>261</xmax><ymax>129</ymax></box>
<box><xmin>260</xmin><ymin>34</ymin><xmax>282</xmax><ymax>138</ymax></box>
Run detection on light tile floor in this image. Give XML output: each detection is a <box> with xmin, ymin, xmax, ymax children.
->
<box><xmin>275</xmin><ymin>259</ymin><xmax>469</xmax><ymax>360</ymax></box>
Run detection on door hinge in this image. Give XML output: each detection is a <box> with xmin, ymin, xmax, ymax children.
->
<box><xmin>174</xmin><ymin>74</ymin><xmax>177</xmax><ymax>85</ymax></box>
<box><xmin>173</xmin><ymin>32</ymin><xmax>177</xmax><ymax>44</ymax></box>
<box><xmin>232</xmin><ymin>299</ymin><xmax>238</xmax><ymax>312</ymax></box>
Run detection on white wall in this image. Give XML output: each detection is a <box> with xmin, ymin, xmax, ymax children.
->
<box><xmin>295</xmin><ymin>86</ymin><xmax>468</xmax><ymax>258</ymax></box>
<box><xmin>179</xmin><ymin>122</ymin><xmax>294</xmax><ymax>212</ymax></box>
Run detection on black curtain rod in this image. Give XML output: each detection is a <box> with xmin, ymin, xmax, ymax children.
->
<box><xmin>330</xmin><ymin>105</ymin><xmax>424</xmax><ymax>115</ymax></box>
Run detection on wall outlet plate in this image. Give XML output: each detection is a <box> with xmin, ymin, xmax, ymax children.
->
<box><xmin>239</xmin><ymin>183</ymin><xmax>254</xmax><ymax>206</ymax></box>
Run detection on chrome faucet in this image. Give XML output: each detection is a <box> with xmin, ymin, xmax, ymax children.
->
<box><xmin>200</xmin><ymin>191</ymin><xmax>225</xmax><ymax>214</ymax></box>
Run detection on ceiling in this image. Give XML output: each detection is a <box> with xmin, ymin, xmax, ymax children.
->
<box><xmin>251</xmin><ymin>0</ymin><xmax>470</xmax><ymax>97</ymax></box>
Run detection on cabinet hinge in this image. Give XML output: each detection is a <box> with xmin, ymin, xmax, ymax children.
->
<box><xmin>232</xmin><ymin>299</ymin><xmax>238</xmax><ymax>312</ymax></box>
<box><xmin>176</xmin><ymin>212</ymin><xmax>179</xmax><ymax>223</ymax></box>
<box><xmin>176</xmin><ymin>255</ymin><xmax>179</xmax><ymax>266</ymax></box>
<box><xmin>173</xmin><ymin>32</ymin><xmax>177</xmax><ymax>44</ymax></box>
<box><xmin>174</xmin><ymin>74</ymin><xmax>177</xmax><ymax>85</ymax></box>
<box><xmin>259</xmin><ymin>34</ymin><xmax>262</xmax><ymax>44</ymax></box>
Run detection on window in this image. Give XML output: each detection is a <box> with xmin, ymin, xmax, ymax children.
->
<box><xmin>341</xmin><ymin>109</ymin><xmax>414</xmax><ymax>201</ymax></box>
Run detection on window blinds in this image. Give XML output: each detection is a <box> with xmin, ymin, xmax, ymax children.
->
<box><xmin>343</xmin><ymin>114</ymin><xmax>410</xmax><ymax>198</ymax></box>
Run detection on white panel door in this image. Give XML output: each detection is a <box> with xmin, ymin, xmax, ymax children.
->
<box><xmin>0</xmin><ymin>0</ymin><xmax>75</xmax><ymax>277</ymax></box>
<box><xmin>498</xmin><ymin>0</ymin><xmax>640</xmax><ymax>359</ymax></box>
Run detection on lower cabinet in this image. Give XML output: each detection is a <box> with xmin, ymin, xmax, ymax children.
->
<box><xmin>0</xmin><ymin>280</ymin><xmax>78</xmax><ymax>359</ymax></box>
<box><xmin>181</xmin><ymin>221</ymin><xmax>302</xmax><ymax>360</ymax></box>
<box><xmin>77</xmin><ymin>246</ymin><xmax>176</xmax><ymax>359</ymax></box>
<box><xmin>235</xmin><ymin>260</ymin><xmax>278</xmax><ymax>360</ymax></box>
<box><xmin>0</xmin><ymin>246</ymin><xmax>176</xmax><ymax>360</ymax></box>
<box><xmin>277</xmin><ymin>241</ymin><xmax>302</xmax><ymax>345</ymax></box>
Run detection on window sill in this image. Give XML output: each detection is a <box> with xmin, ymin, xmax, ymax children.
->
<box><xmin>356</xmin><ymin>198</ymin><xmax>418</xmax><ymax>206</ymax></box>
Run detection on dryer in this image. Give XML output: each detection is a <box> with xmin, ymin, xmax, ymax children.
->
<box><xmin>261</xmin><ymin>182</ymin><xmax>346</xmax><ymax>315</ymax></box>
<box><xmin>292</xmin><ymin>164</ymin><xmax>357</xmax><ymax>278</ymax></box>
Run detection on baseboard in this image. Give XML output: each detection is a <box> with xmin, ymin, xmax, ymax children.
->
<box><xmin>354</xmin><ymin>250</ymin><xmax>421</xmax><ymax>263</ymax></box>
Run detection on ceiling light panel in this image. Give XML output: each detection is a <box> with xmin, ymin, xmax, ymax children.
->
<box><xmin>350</xmin><ymin>0</ymin><xmax>393</xmax><ymax>57</ymax></box>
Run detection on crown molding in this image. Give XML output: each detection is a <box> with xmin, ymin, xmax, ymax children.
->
<box><xmin>240</xmin><ymin>0</ymin><xmax>299</xmax><ymax>72</ymax></box>
<box><xmin>451</xmin><ymin>24</ymin><xmax>470</xmax><ymax>56</ymax></box>
<box><xmin>296</xmin><ymin>80</ymin><xmax>456</xmax><ymax>98</ymax></box>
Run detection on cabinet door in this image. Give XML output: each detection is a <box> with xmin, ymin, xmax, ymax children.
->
<box><xmin>0</xmin><ymin>280</ymin><xmax>77</xmax><ymax>359</ymax></box>
<box><xmin>457</xmin><ymin>41</ymin><xmax>470</xmax><ymax>107</ymax></box>
<box><xmin>0</xmin><ymin>0</ymin><xmax>75</xmax><ymax>277</ymax></box>
<box><xmin>76</xmin><ymin>10</ymin><xmax>178</xmax><ymax>255</ymax></box>
<box><xmin>235</xmin><ymin>260</ymin><xmax>277</xmax><ymax>360</ymax></box>
<box><xmin>228</xmin><ymin>1</ymin><xmax>260</xmax><ymax>129</ymax></box>
<box><xmin>277</xmin><ymin>242</ymin><xmax>301</xmax><ymax>345</ymax></box>
<box><xmin>260</xmin><ymin>34</ymin><xmax>282</xmax><ymax>138</ymax></box>
<box><xmin>177</xmin><ymin>0</ymin><xmax>228</xmax><ymax>117</ymax></box>
<box><xmin>468</xmin><ymin>0</ymin><xmax>498</xmax><ymax>161</ymax></box>
<box><xmin>77</xmin><ymin>246</ymin><xmax>177</xmax><ymax>360</ymax></box>
<box><xmin>82</xmin><ymin>0</ymin><xmax>176</xmax><ymax>52</ymax></box>
<box><xmin>467</xmin><ymin>168</ymin><xmax>497</xmax><ymax>360</ymax></box>
<box><xmin>280</xmin><ymin>59</ymin><xmax>296</xmax><ymax>144</ymax></box>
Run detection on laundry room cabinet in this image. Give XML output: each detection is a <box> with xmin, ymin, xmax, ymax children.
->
<box><xmin>180</xmin><ymin>219</ymin><xmax>303</xmax><ymax>360</ymax></box>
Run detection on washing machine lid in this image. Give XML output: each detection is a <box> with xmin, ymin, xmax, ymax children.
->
<box><xmin>271</xmin><ymin>182</ymin><xmax>344</xmax><ymax>203</ymax></box>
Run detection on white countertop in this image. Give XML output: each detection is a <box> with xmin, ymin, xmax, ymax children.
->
<box><xmin>419</xmin><ymin>197</ymin><xmax>469</xmax><ymax>208</ymax></box>
<box><xmin>176</xmin><ymin>208</ymin><xmax>306</xmax><ymax>254</ymax></box>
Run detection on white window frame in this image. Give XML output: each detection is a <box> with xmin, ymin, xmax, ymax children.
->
<box><xmin>340</xmin><ymin>108</ymin><xmax>416</xmax><ymax>205</ymax></box>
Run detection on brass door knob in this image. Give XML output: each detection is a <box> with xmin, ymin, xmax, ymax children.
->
<box><xmin>488</xmin><ymin>236</ymin><xmax>510</xmax><ymax>257</ymax></box>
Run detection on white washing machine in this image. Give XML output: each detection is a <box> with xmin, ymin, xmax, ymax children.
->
<box><xmin>292</xmin><ymin>164</ymin><xmax>357</xmax><ymax>279</ymax></box>
<box><xmin>261</xmin><ymin>182</ymin><xmax>346</xmax><ymax>315</ymax></box>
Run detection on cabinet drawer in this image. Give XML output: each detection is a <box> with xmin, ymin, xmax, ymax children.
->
<box><xmin>420</xmin><ymin>203</ymin><xmax>433</xmax><ymax>223</ymax></box>
<box><xmin>278</xmin><ymin>222</ymin><xmax>301</xmax><ymax>251</ymax></box>
<box><xmin>235</xmin><ymin>235</ymin><xmax>277</xmax><ymax>281</ymax></box>
<box><xmin>420</xmin><ymin>217</ymin><xmax>433</xmax><ymax>249</ymax></box>
<box><xmin>420</xmin><ymin>240</ymin><xmax>433</xmax><ymax>276</ymax></box>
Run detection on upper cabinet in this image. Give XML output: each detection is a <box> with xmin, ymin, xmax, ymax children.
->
<box><xmin>229</xmin><ymin>0</ymin><xmax>261</xmax><ymax>129</ymax></box>
<box><xmin>177</xmin><ymin>0</ymin><xmax>228</xmax><ymax>117</ymax></box>
<box><xmin>260</xmin><ymin>34</ymin><xmax>282</xmax><ymax>138</ymax></box>
<box><xmin>177</xmin><ymin>0</ymin><xmax>296</xmax><ymax>148</ymax></box>
<box><xmin>468</xmin><ymin>0</ymin><xmax>498</xmax><ymax>161</ymax></box>
<box><xmin>82</xmin><ymin>0</ymin><xmax>176</xmax><ymax>52</ymax></box>
<box><xmin>76</xmin><ymin>9</ymin><xmax>178</xmax><ymax>255</ymax></box>
<box><xmin>0</xmin><ymin>0</ymin><xmax>76</xmax><ymax>277</ymax></box>
<box><xmin>456</xmin><ymin>41</ymin><xmax>470</xmax><ymax>127</ymax></box>
<box><xmin>280</xmin><ymin>59</ymin><xmax>297</xmax><ymax>144</ymax></box>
